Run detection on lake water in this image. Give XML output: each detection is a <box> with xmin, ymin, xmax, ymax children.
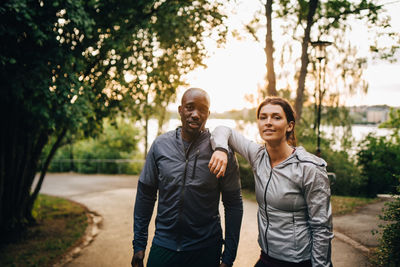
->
<box><xmin>140</xmin><ymin>119</ymin><xmax>394</xmax><ymax>154</ymax></box>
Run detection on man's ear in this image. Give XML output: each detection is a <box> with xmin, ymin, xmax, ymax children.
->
<box><xmin>178</xmin><ymin>105</ymin><xmax>182</xmax><ymax>115</ymax></box>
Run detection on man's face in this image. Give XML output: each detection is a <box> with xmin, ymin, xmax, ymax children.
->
<box><xmin>178</xmin><ymin>91</ymin><xmax>210</xmax><ymax>141</ymax></box>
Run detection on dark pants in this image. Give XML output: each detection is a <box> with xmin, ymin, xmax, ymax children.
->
<box><xmin>254</xmin><ymin>251</ymin><xmax>312</xmax><ymax>267</ymax></box>
<box><xmin>147</xmin><ymin>243</ymin><xmax>222</xmax><ymax>267</ymax></box>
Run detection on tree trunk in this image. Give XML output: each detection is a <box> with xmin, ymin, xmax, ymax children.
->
<box><xmin>68</xmin><ymin>136</ymin><xmax>75</xmax><ymax>171</ymax></box>
<box><xmin>0</xmin><ymin>101</ymin><xmax>51</xmax><ymax>240</ymax></box>
<box><xmin>265</xmin><ymin>0</ymin><xmax>277</xmax><ymax>96</ymax></box>
<box><xmin>157</xmin><ymin>108</ymin><xmax>166</xmax><ymax>136</ymax></box>
<box><xmin>144</xmin><ymin>115</ymin><xmax>149</xmax><ymax>159</ymax></box>
<box><xmin>156</xmin><ymin>96</ymin><xmax>172</xmax><ymax>136</ymax></box>
<box><xmin>26</xmin><ymin>127</ymin><xmax>67</xmax><ymax>223</ymax></box>
<box><xmin>294</xmin><ymin>0</ymin><xmax>319</xmax><ymax>122</ymax></box>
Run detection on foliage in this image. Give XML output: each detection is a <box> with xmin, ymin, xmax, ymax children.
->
<box><xmin>324</xmin><ymin>149</ymin><xmax>365</xmax><ymax>196</ymax></box>
<box><xmin>240</xmin><ymin>0</ymin><xmax>399</xmax><ymax>121</ymax></box>
<box><xmin>0</xmin><ymin>0</ymin><xmax>228</xmax><ymax>236</ymax></box>
<box><xmin>380</xmin><ymin>108</ymin><xmax>400</xmax><ymax>140</ymax></box>
<box><xmin>47</xmin><ymin>117</ymin><xmax>144</xmax><ymax>174</ymax></box>
<box><xmin>296</xmin><ymin>125</ymin><xmax>364</xmax><ymax>196</ymax></box>
<box><xmin>237</xmin><ymin>154</ymin><xmax>255</xmax><ymax>192</ymax></box>
<box><xmin>357</xmin><ymin>134</ymin><xmax>400</xmax><ymax>197</ymax></box>
<box><xmin>0</xmin><ymin>194</ymin><xmax>87</xmax><ymax>266</ymax></box>
<box><xmin>372</xmin><ymin>186</ymin><xmax>400</xmax><ymax>267</ymax></box>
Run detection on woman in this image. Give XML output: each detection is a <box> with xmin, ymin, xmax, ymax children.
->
<box><xmin>208</xmin><ymin>97</ymin><xmax>333</xmax><ymax>267</ymax></box>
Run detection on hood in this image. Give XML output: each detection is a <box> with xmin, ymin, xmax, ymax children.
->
<box><xmin>273</xmin><ymin>146</ymin><xmax>327</xmax><ymax>168</ymax></box>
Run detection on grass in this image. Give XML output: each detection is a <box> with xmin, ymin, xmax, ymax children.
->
<box><xmin>330</xmin><ymin>195</ymin><xmax>382</xmax><ymax>216</ymax></box>
<box><xmin>0</xmin><ymin>194</ymin><xmax>88</xmax><ymax>267</ymax></box>
<box><xmin>242</xmin><ymin>189</ymin><xmax>382</xmax><ymax>216</ymax></box>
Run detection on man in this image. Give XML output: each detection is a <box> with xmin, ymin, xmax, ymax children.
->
<box><xmin>132</xmin><ymin>88</ymin><xmax>243</xmax><ymax>267</ymax></box>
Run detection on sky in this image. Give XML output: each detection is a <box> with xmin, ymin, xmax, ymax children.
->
<box><xmin>170</xmin><ymin>0</ymin><xmax>400</xmax><ymax>113</ymax></box>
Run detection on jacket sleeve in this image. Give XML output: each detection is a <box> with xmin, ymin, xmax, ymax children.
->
<box><xmin>133</xmin><ymin>143</ymin><xmax>158</xmax><ymax>253</ymax></box>
<box><xmin>210</xmin><ymin>126</ymin><xmax>262</xmax><ymax>168</ymax></box>
<box><xmin>303</xmin><ymin>165</ymin><xmax>334</xmax><ymax>267</ymax></box>
<box><xmin>220</xmin><ymin>151</ymin><xmax>243</xmax><ymax>266</ymax></box>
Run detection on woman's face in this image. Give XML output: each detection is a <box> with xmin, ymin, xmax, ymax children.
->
<box><xmin>257</xmin><ymin>104</ymin><xmax>294</xmax><ymax>145</ymax></box>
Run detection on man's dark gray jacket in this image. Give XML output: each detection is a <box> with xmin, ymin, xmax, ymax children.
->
<box><xmin>133</xmin><ymin>127</ymin><xmax>243</xmax><ymax>265</ymax></box>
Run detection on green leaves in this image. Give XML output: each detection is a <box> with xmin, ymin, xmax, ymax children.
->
<box><xmin>357</xmin><ymin>133</ymin><xmax>400</xmax><ymax>197</ymax></box>
<box><xmin>373</xmin><ymin>185</ymin><xmax>400</xmax><ymax>266</ymax></box>
<box><xmin>379</xmin><ymin>108</ymin><xmax>400</xmax><ymax>139</ymax></box>
<box><xmin>0</xmin><ymin>0</ymin><xmax>228</xmax><ymax>234</ymax></box>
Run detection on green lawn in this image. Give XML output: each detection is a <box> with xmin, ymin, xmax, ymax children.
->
<box><xmin>0</xmin><ymin>194</ymin><xmax>88</xmax><ymax>267</ymax></box>
<box><xmin>330</xmin><ymin>195</ymin><xmax>382</xmax><ymax>216</ymax></box>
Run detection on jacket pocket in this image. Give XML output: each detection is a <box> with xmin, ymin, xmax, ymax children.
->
<box><xmin>293</xmin><ymin>213</ymin><xmax>311</xmax><ymax>253</ymax></box>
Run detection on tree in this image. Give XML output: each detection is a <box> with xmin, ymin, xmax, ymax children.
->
<box><xmin>241</xmin><ymin>0</ymin><xmax>399</xmax><ymax>121</ymax></box>
<box><xmin>264</xmin><ymin>0</ymin><xmax>277</xmax><ymax>96</ymax></box>
<box><xmin>0</xmin><ymin>0</ymin><xmax>227</xmax><ymax>239</ymax></box>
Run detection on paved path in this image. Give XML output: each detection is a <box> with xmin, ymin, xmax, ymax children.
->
<box><xmin>37</xmin><ymin>173</ymin><xmax>387</xmax><ymax>267</ymax></box>
<box><xmin>333</xmin><ymin>201</ymin><xmax>385</xmax><ymax>248</ymax></box>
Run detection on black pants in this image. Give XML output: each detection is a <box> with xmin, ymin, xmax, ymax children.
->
<box><xmin>147</xmin><ymin>243</ymin><xmax>223</xmax><ymax>267</ymax></box>
<box><xmin>254</xmin><ymin>251</ymin><xmax>312</xmax><ymax>267</ymax></box>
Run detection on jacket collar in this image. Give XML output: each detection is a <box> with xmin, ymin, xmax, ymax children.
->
<box><xmin>265</xmin><ymin>146</ymin><xmax>327</xmax><ymax>168</ymax></box>
<box><xmin>175</xmin><ymin>126</ymin><xmax>210</xmax><ymax>144</ymax></box>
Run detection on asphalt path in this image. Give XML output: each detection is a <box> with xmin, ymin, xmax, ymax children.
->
<box><xmin>36</xmin><ymin>173</ymin><xmax>377</xmax><ymax>267</ymax></box>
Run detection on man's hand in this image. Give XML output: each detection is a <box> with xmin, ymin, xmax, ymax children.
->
<box><xmin>208</xmin><ymin>150</ymin><xmax>228</xmax><ymax>178</ymax></box>
<box><xmin>131</xmin><ymin>250</ymin><xmax>144</xmax><ymax>267</ymax></box>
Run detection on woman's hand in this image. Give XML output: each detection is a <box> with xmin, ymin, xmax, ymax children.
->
<box><xmin>208</xmin><ymin>150</ymin><xmax>228</xmax><ymax>178</ymax></box>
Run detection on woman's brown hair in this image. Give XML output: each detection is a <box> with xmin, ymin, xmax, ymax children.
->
<box><xmin>256</xmin><ymin>97</ymin><xmax>297</xmax><ymax>146</ymax></box>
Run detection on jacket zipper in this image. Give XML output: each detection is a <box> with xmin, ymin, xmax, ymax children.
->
<box><xmin>176</xmin><ymin>140</ymin><xmax>195</xmax><ymax>251</ymax></box>
<box><xmin>191</xmin><ymin>150</ymin><xmax>199</xmax><ymax>178</ymax></box>
<box><xmin>263</xmin><ymin>170</ymin><xmax>273</xmax><ymax>255</ymax></box>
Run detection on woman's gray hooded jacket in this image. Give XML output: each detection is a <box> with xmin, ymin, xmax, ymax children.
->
<box><xmin>211</xmin><ymin>126</ymin><xmax>333</xmax><ymax>267</ymax></box>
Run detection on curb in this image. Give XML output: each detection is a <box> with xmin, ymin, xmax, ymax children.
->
<box><xmin>377</xmin><ymin>194</ymin><xmax>400</xmax><ymax>199</ymax></box>
<box><xmin>333</xmin><ymin>230</ymin><xmax>370</xmax><ymax>255</ymax></box>
<box><xmin>54</xmin><ymin>211</ymin><xmax>103</xmax><ymax>267</ymax></box>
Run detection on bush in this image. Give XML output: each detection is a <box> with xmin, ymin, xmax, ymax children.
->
<box><xmin>237</xmin><ymin>154</ymin><xmax>255</xmax><ymax>192</ymax></box>
<box><xmin>298</xmin><ymin>128</ymin><xmax>364</xmax><ymax>196</ymax></box>
<box><xmin>372</xmin><ymin>185</ymin><xmax>400</xmax><ymax>267</ymax></box>
<box><xmin>357</xmin><ymin>134</ymin><xmax>400</xmax><ymax>197</ymax></box>
<box><xmin>48</xmin><ymin>118</ymin><xmax>144</xmax><ymax>174</ymax></box>
<box><xmin>322</xmin><ymin>149</ymin><xmax>364</xmax><ymax>196</ymax></box>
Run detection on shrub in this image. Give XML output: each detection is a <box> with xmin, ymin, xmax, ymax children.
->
<box><xmin>372</xmin><ymin>185</ymin><xmax>400</xmax><ymax>267</ymax></box>
<box><xmin>237</xmin><ymin>154</ymin><xmax>255</xmax><ymax>192</ymax></box>
<box><xmin>298</xmin><ymin>128</ymin><xmax>364</xmax><ymax>196</ymax></box>
<box><xmin>357</xmin><ymin>134</ymin><xmax>400</xmax><ymax>197</ymax></box>
<box><xmin>322</xmin><ymin>149</ymin><xmax>364</xmax><ymax>196</ymax></box>
<box><xmin>48</xmin><ymin>118</ymin><xmax>143</xmax><ymax>174</ymax></box>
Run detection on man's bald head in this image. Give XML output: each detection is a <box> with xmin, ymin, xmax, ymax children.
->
<box><xmin>181</xmin><ymin>88</ymin><xmax>210</xmax><ymax>107</ymax></box>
